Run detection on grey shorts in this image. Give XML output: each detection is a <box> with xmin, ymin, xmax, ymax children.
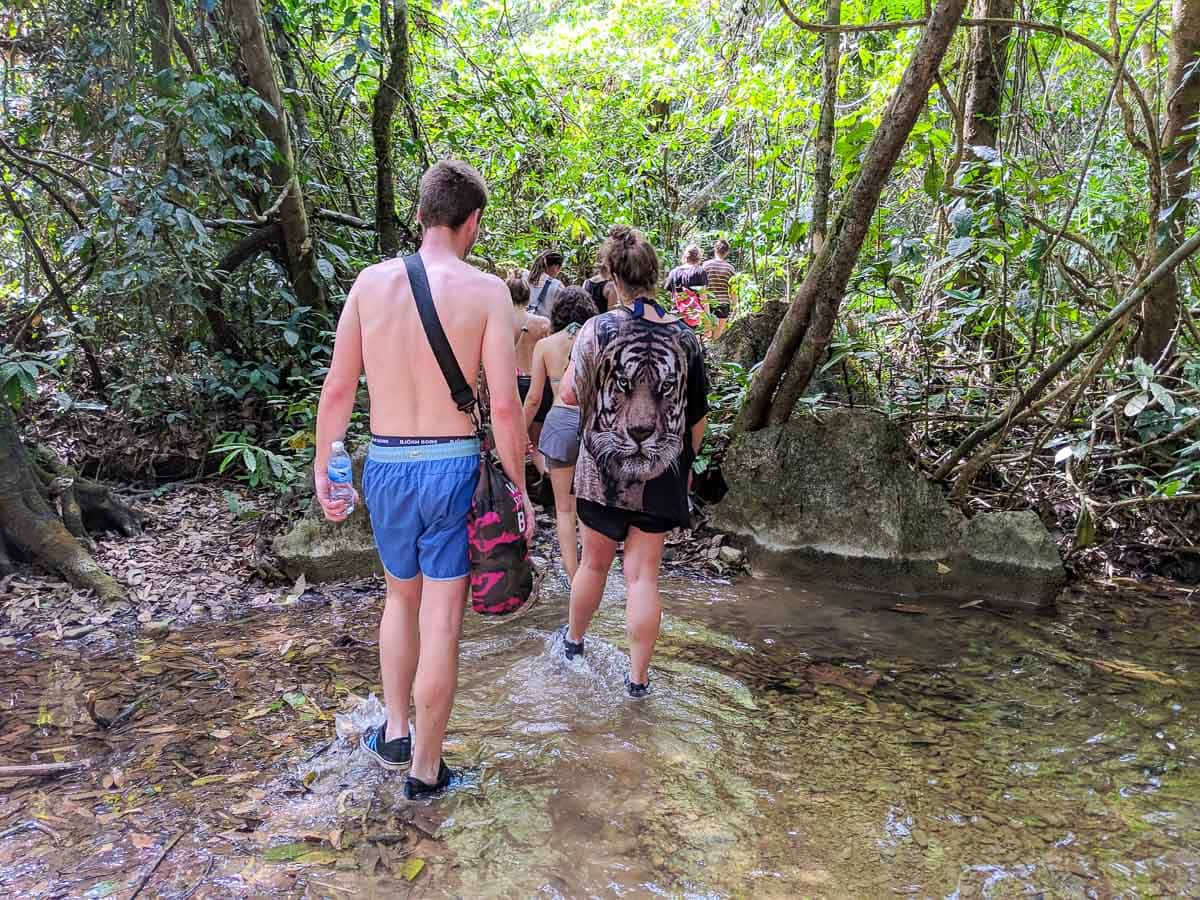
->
<box><xmin>538</xmin><ymin>405</ymin><xmax>581</xmax><ymax>469</ymax></box>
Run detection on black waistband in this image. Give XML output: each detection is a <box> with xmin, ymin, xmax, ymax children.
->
<box><xmin>371</xmin><ymin>435</ymin><xmax>476</xmax><ymax>447</ymax></box>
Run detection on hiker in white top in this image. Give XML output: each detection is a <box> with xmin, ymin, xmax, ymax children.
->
<box><xmin>525</xmin><ymin>250</ymin><xmax>565</xmax><ymax>319</ymax></box>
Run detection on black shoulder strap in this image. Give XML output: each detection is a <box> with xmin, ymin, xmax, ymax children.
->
<box><xmin>533</xmin><ymin>278</ymin><xmax>551</xmax><ymax>313</ymax></box>
<box><xmin>403</xmin><ymin>253</ymin><xmax>478</xmax><ymax>417</ymax></box>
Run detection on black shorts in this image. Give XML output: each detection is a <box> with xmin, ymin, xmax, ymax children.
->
<box><xmin>577</xmin><ymin>498</ymin><xmax>676</xmax><ymax>542</ymax></box>
<box><xmin>711</xmin><ymin>303</ymin><xmax>731</xmax><ymax>320</ymax></box>
<box><xmin>517</xmin><ymin>375</ymin><xmax>554</xmax><ymax>424</ymax></box>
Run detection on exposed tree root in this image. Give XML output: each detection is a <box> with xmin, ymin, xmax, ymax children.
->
<box><xmin>0</xmin><ymin>403</ymin><xmax>141</xmax><ymax>603</ymax></box>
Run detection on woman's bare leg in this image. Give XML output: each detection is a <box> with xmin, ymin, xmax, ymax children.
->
<box><xmin>568</xmin><ymin>523</ymin><xmax>617</xmax><ymax>643</ymax></box>
<box><xmin>549</xmin><ymin>466</ymin><xmax>579</xmax><ymax>581</ymax></box>
<box><xmin>622</xmin><ymin>527</ymin><xmax>666</xmax><ymax>685</ymax></box>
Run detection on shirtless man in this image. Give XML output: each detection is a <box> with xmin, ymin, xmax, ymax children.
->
<box><xmin>314</xmin><ymin>160</ymin><xmax>534</xmax><ymax>799</ymax></box>
<box><xmin>510</xmin><ymin>274</ymin><xmax>551</xmax><ymax>464</ymax></box>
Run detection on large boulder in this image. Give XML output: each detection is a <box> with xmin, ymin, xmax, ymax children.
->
<box><xmin>273</xmin><ymin>448</ymin><xmax>382</xmax><ymax>582</ymax></box>
<box><xmin>708</xmin><ymin>410</ymin><xmax>1065</xmax><ymax>609</ymax></box>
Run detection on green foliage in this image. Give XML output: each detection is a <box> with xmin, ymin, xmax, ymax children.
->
<box><xmin>0</xmin><ymin>350</ymin><xmax>53</xmax><ymax>408</ymax></box>
<box><xmin>210</xmin><ymin>431</ymin><xmax>298</xmax><ymax>493</ymax></box>
<box><xmin>695</xmin><ymin>361</ymin><xmax>755</xmax><ymax>475</ymax></box>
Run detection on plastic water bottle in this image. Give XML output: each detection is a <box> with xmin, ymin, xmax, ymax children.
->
<box><xmin>327</xmin><ymin>441</ymin><xmax>355</xmax><ymax>516</ymax></box>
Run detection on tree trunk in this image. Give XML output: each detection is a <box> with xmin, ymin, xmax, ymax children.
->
<box><xmin>737</xmin><ymin>0</ymin><xmax>970</xmax><ymax>432</ymax></box>
<box><xmin>148</xmin><ymin>0</ymin><xmax>174</xmax><ymax>75</ymax></box>
<box><xmin>226</xmin><ymin>0</ymin><xmax>326</xmax><ymax>311</ymax></box>
<box><xmin>371</xmin><ymin>0</ymin><xmax>414</xmax><ymax>258</ymax></box>
<box><xmin>270</xmin><ymin>15</ymin><xmax>310</xmax><ymax>145</ymax></box>
<box><xmin>1134</xmin><ymin>0</ymin><xmax>1200</xmax><ymax>365</ymax></box>
<box><xmin>809</xmin><ymin>0</ymin><xmax>841</xmax><ymax>256</ymax></box>
<box><xmin>963</xmin><ymin>0</ymin><xmax>1014</xmax><ymax>149</ymax></box>
<box><xmin>0</xmin><ymin>404</ymin><xmax>140</xmax><ymax>603</ymax></box>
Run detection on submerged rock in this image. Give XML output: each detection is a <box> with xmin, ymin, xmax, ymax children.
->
<box><xmin>709</xmin><ymin>410</ymin><xmax>1065</xmax><ymax>609</ymax></box>
<box><xmin>273</xmin><ymin>449</ymin><xmax>382</xmax><ymax>582</ymax></box>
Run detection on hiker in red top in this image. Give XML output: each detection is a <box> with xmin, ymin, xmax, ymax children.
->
<box><xmin>314</xmin><ymin>160</ymin><xmax>533</xmax><ymax>799</ymax></box>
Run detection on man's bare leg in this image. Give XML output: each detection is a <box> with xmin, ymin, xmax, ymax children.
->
<box><xmin>549</xmin><ymin>467</ymin><xmax>579</xmax><ymax>582</ymax></box>
<box><xmin>410</xmin><ymin>575</ymin><xmax>468</xmax><ymax>784</ymax></box>
<box><xmin>622</xmin><ymin>528</ymin><xmax>666</xmax><ymax>685</ymax></box>
<box><xmin>567</xmin><ymin>524</ymin><xmax>617</xmax><ymax>643</ymax></box>
<box><xmin>379</xmin><ymin>572</ymin><xmax>421</xmax><ymax>738</ymax></box>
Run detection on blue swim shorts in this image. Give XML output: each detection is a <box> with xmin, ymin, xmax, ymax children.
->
<box><xmin>362</xmin><ymin>437</ymin><xmax>480</xmax><ymax>581</ymax></box>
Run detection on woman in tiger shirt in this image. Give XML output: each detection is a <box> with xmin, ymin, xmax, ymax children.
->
<box><xmin>556</xmin><ymin>226</ymin><xmax>709</xmax><ymax>698</ymax></box>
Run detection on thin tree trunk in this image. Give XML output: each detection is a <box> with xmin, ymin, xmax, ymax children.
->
<box><xmin>737</xmin><ymin>0</ymin><xmax>970</xmax><ymax>431</ymax></box>
<box><xmin>0</xmin><ymin>183</ymin><xmax>107</xmax><ymax>399</ymax></box>
<box><xmin>810</xmin><ymin>0</ymin><xmax>841</xmax><ymax>256</ymax></box>
<box><xmin>372</xmin><ymin>0</ymin><xmax>414</xmax><ymax>258</ymax></box>
<box><xmin>963</xmin><ymin>0</ymin><xmax>1014</xmax><ymax>148</ymax></box>
<box><xmin>1134</xmin><ymin>0</ymin><xmax>1200</xmax><ymax>364</ymax></box>
<box><xmin>270</xmin><ymin>15</ymin><xmax>310</xmax><ymax>144</ymax></box>
<box><xmin>148</xmin><ymin>0</ymin><xmax>173</xmax><ymax>75</ymax></box>
<box><xmin>225</xmin><ymin>0</ymin><xmax>326</xmax><ymax>311</ymax></box>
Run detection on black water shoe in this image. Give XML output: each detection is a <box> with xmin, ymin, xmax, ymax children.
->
<box><xmin>625</xmin><ymin>674</ymin><xmax>650</xmax><ymax>699</ymax></box>
<box><xmin>360</xmin><ymin>721</ymin><xmax>412</xmax><ymax>771</ymax></box>
<box><xmin>559</xmin><ymin>625</ymin><xmax>584</xmax><ymax>660</ymax></box>
<box><xmin>403</xmin><ymin>760</ymin><xmax>454</xmax><ymax>800</ymax></box>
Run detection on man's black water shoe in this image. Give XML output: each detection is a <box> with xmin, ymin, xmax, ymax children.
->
<box><xmin>360</xmin><ymin>721</ymin><xmax>412</xmax><ymax>771</ymax></box>
<box><xmin>403</xmin><ymin>760</ymin><xmax>454</xmax><ymax>800</ymax></box>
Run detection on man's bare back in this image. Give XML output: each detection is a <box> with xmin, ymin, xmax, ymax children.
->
<box><xmin>513</xmin><ymin>308</ymin><xmax>550</xmax><ymax>375</ymax></box>
<box><xmin>346</xmin><ymin>252</ymin><xmax>515</xmax><ymax>437</ymax></box>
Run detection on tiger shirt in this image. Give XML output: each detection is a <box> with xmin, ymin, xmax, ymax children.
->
<box><xmin>570</xmin><ymin>306</ymin><xmax>709</xmax><ymax>527</ymax></box>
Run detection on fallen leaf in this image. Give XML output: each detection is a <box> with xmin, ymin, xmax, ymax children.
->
<box><xmin>1089</xmin><ymin>658</ymin><xmax>1182</xmax><ymax>687</ymax></box>
<box><xmin>401</xmin><ymin>857</ymin><xmax>425</xmax><ymax>881</ymax></box>
<box><xmin>210</xmin><ymin>729</ymin><xmax>233</xmax><ymax>740</ymax></box>
<box><xmin>264</xmin><ymin>842</ymin><xmax>311</xmax><ymax>862</ymax></box>
<box><xmin>129</xmin><ymin>832</ymin><xmax>157</xmax><ymax>850</ymax></box>
<box><xmin>296</xmin><ymin>849</ymin><xmax>338</xmax><ymax>865</ymax></box>
<box><xmin>936</xmin><ymin>562</ymin><xmax>951</xmax><ymax>575</ymax></box>
<box><xmin>889</xmin><ymin>603</ymin><xmax>928</xmax><ymax>615</ymax></box>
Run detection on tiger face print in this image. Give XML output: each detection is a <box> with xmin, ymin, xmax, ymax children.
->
<box><xmin>584</xmin><ymin>328</ymin><xmax>687</xmax><ymax>507</ymax></box>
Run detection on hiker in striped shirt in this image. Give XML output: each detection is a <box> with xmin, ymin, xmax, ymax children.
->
<box><xmin>702</xmin><ymin>239</ymin><xmax>736</xmax><ymax>340</ymax></box>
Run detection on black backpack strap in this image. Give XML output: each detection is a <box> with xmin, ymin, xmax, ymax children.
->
<box><xmin>403</xmin><ymin>253</ymin><xmax>479</xmax><ymax>419</ymax></box>
<box><xmin>532</xmin><ymin>278</ymin><xmax>551</xmax><ymax>315</ymax></box>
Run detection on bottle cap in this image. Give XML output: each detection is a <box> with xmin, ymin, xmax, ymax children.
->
<box><xmin>331</xmin><ymin>441</ymin><xmax>345</xmax><ymax>452</ymax></box>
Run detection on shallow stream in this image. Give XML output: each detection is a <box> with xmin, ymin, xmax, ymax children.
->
<box><xmin>2</xmin><ymin>571</ymin><xmax>1198</xmax><ymax>897</ymax></box>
